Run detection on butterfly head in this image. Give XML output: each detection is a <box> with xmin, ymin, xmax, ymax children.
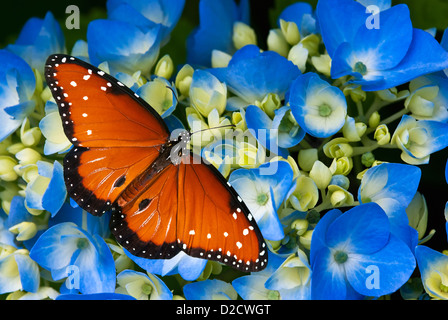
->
<box><xmin>168</xmin><ymin>130</ymin><xmax>191</xmax><ymax>165</ymax></box>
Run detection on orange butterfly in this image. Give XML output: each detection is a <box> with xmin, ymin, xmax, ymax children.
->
<box><xmin>45</xmin><ymin>54</ymin><xmax>267</xmax><ymax>272</ymax></box>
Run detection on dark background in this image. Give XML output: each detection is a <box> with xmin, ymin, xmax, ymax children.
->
<box><xmin>1</xmin><ymin>0</ymin><xmax>447</xmax><ymax>250</ymax></box>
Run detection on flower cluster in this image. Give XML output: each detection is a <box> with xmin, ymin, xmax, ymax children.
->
<box><xmin>0</xmin><ymin>0</ymin><xmax>448</xmax><ymax>300</ymax></box>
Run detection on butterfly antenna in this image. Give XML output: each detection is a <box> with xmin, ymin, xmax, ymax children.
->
<box><xmin>190</xmin><ymin>124</ymin><xmax>235</xmax><ymax>136</ymax></box>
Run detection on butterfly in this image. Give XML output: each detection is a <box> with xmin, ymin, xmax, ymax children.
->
<box><xmin>44</xmin><ymin>54</ymin><xmax>268</xmax><ymax>272</ymax></box>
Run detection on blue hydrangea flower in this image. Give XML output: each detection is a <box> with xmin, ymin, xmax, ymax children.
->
<box><xmin>245</xmin><ymin>105</ymin><xmax>305</xmax><ymax>158</ymax></box>
<box><xmin>278</xmin><ymin>2</ymin><xmax>317</xmax><ymax>37</ymax></box>
<box><xmin>210</xmin><ymin>45</ymin><xmax>301</xmax><ymax>109</ymax></box>
<box><xmin>415</xmin><ymin>245</ymin><xmax>448</xmax><ymax>299</ymax></box>
<box><xmin>183</xmin><ymin>279</ymin><xmax>238</xmax><ymax>300</ymax></box>
<box><xmin>187</xmin><ymin>0</ymin><xmax>249</xmax><ymax>67</ymax></box>
<box><xmin>25</xmin><ymin>160</ymin><xmax>66</xmax><ymax>217</ymax></box>
<box><xmin>0</xmin><ymin>249</ymin><xmax>40</xmax><ymax>294</ymax></box>
<box><xmin>107</xmin><ymin>0</ymin><xmax>185</xmax><ymax>44</ymax></box>
<box><xmin>7</xmin><ymin>11</ymin><xmax>65</xmax><ymax>73</ymax></box>
<box><xmin>87</xmin><ymin>19</ymin><xmax>162</xmax><ymax>76</ymax></box>
<box><xmin>228</xmin><ymin>161</ymin><xmax>294</xmax><ymax>240</ymax></box>
<box><xmin>115</xmin><ymin>269</ymin><xmax>173</xmax><ymax>300</ymax></box>
<box><xmin>317</xmin><ymin>0</ymin><xmax>448</xmax><ymax>91</ymax></box>
<box><xmin>125</xmin><ymin>249</ymin><xmax>207</xmax><ymax>281</ymax></box>
<box><xmin>391</xmin><ymin>114</ymin><xmax>448</xmax><ymax>165</ymax></box>
<box><xmin>29</xmin><ymin>206</ymin><xmax>115</xmax><ymax>294</ymax></box>
<box><xmin>358</xmin><ymin>163</ymin><xmax>420</xmax><ymax>249</ymax></box>
<box><xmin>232</xmin><ymin>251</ymin><xmax>285</xmax><ymax>300</ymax></box>
<box><xmin>288</xmin><ymin>72</ymin><xmax>347</xmax><ymax>138</ymax></box>
<box><xmin>310</xmin><ymin>203</ymin><xmax>416</xmax><ymax>299</ymax></box>
<box><xmin>0</xmin><ymin>209</ymin><xmax>17</xmax><ymax>248</ymax></box>
<box><xmin>0</xmin><ymin>50</ymin><xmax>36</xmax><ymax>142</ymax></box>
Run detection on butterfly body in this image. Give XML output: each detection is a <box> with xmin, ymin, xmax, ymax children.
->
<box><xmin>45</xmin><ymin>54</ymin><xmax>268</xmax><ymax>272</ymax></box>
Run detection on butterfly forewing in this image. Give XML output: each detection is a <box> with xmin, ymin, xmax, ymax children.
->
<box><xmin>45</xmin><ymin>54</ymin><xmax>170</xmax><ymax>215</ymax></box>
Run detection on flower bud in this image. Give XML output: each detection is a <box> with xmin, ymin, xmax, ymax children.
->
<box><xmin>267</xmin><ymin>28</ymin><xmax>289</xmax><ymax>57</ymax></box>
<box><xmin>175</xmin><ymin>64</ymin><xmax>194</xmax><ymax>97</ymax></box>
<box><xmin>288</xmin><ymin>43</ymin><xmax>308</xmax><ymax>73</ymax></box>
<box><xmin>377</xmin><ymin>87</ymin><xmax>409</xmax><ymax>102</ymax></box>
<box><xmin>15</xmin><ymin>148</ymin><xmax>41</xmax><ymax>165</ymax></box>
<box><xmin>256</xmin><ymin>93</ymin><xmax>281</xmax><ymax>119</ymax></box>
<box><xmin>190</xmin><ymin>70</ymin><xmax>227</xmax><ymax>117</ymax></box>
<box><xmin>309</xmin><ymin>160</ymin><xmax>332</xmax><ymax>190</ymax></box>
<box><xmin>154</xmin><ymin>54</ymin><xmax>174</xmax><ymax>79</ymax></box>
<box><xmin>329</xmin><ymin>174</ymin><xmax>350</xmax><ymax>190</ymax></box>
<box><xmin>406</xmin><ymin>192</ymin><xmax>428</xmax><ymax>240</ymax></box>
<box><xmin>343</xmin><ymin>85</ymin><xmax>366</xmax><ymax>103</ymax></box>
<box><xmin>329</xmin><ymin>157</ymin><xmax>353</xmax><ymax>176</ymax></box>
<box><xmin>342</xmin><ymin>116</ymin><xmax>366</xmax><ymax>142</ymax></box>
<box><xmin>311</xmin><ymin>54</ymin><xmax>331</xmax><ymax>77</ymax></box>
<box><xmin>232</xmin><ymin>22</ymin><xmax>257</xmax><ymax>50</ymax></box>
<box><xmin>279</xmin><ymin>19</ymin><xmax>300</xmax><ymax>45</ymax></box>
<box><xmin>368</xmin><ymin>111</ymin><xmax>380</xmax><ymax>128</ymax></box>
<box><xmin>9</xmin><ymin>221</ymin><xmax>37</xmax><ymax>241</ymax></box>
<box><xmin>328</xmin><ymin>185</ymin><xmax>354</xmax><ymax>207</ymax></box>
<box><xmin>298</xmin><ymin>148</ymin><xmax>318</xmax><ymax>172</ymax></box>
<box><xmin>138</xmin><ymin>78</ymin><xmax>176</xmax><ymax>117</ymax></box>
<box><xmin>0</xmin><ymin>156</ymin><xmax>18</xmax><ymax>181</ymax></box>
<box><xmin>291</xmin><ymin>219</ymin><xmax>309</xmax><ymax>236</ymax></box>
<box><xmin>361</xmin><ymin>152</ymin><xmax>375</xmax><ymax>167</ymax></box>
<box><xmin>374</xmin><ymin>124</ymin><xmax>390</xmax><ymax>145</ymax></box>
<box><xmin>299</xmin><ymin>230</ymin><xmax>313</xmax><ymax>250</ymax></box>
<box><xmin>288</xmin><ymin>176</ymin><xmax>319</xmax><ymax>211</ymax></box>
<box><xmin>323</xmin><ymin>138</ymin><xmax>353</xmax><ymax>158</ymax></box>
<box><xmin>300</xmin><ymin>34</ymin><xmax>320</xmax><ymax>57</ymax></box>
<box><xmin>211</xmin><ymin>50</ymin><xmax>232</xmax><ymax>68</ymax></box>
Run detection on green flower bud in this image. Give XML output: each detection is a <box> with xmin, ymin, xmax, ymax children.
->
<box><xmin>342</xmin><ymin>116</ymin><xmax>367</xmax><ymax>142</ymax></box>
<box><xmin>154</xmin><ymin>54</ymin><xmax>174</xmax><ymax>79</ymax></box>
<box><xmin>175</xmin><ymin>64</ymin><xmax>194</xmax><ymax>97</ymax></box>
<box><xmin>323</xmin><ymin>138</ymin><xmax>353</xmax><ymax>158</ymax></box>
<box><xmin>374</xmin><ymin>124</ymin><xmax>390</xmax><ymax>145</ymax></box>
<box><xmin>368</xmin><ymin>111</ymin><xmax>380</xmax><ymax>128</ymax></box>
<box><xmin>288</xmin><ymin>176</ymin><xmax>319</xmax><ymax>211</ymax></box>
<box><xmin>309</xmin><ymin>160</ymin><xmax>332</xmax><ymax>190</ymax></box>
<box><xmin>299</xmin><ymin>230</ymin><xmax>313</xmax><ymax>250</ymax></box>
<box><xmin>232</xmin><ymin>21</ymin><xmax>257</xmax><ymax>50</ymax></box>
<box><xmin>329</xmin><ymin>157</ymin><xmax>353</xmax><ymax>176</ymax></box>
<box><xmin>311</xmin><ymin>54</ymin><xmax>331</xmax><ymax>77</ymax></box>
<box><xmin>267</xmin><ymin>28</ymin><xmax>289</xmax><ymax>57</ymax></box>
<box><xmin>298</xmin><ymin>148</ymin><xmax>318</xmax><ymax>172</ymax></box>
<box><xmin>279</xmin><ymin>19</ymin><xmax>300</xmax><ymax>45</ymax></box>
<box><xmin>361</xmin><ymin>152</ymin><xmax>375</xmax><ymax>167</ymax></box>
<box><xmin>9</xmin><ymin>221</ymin><xmax>37</xmax><ymax>241</ymax></box>
<box><xmin>288</xmin><ymin>43</ymin><xmax>308</xmax><ymax>73</ymax></box>
<box><xmin>256</xmin><ymin>93</ymin><xmax>281</xmax><ymax>119</ymax></box>
<box><xmin>406</xmin><ymin>192</ymin><xmax>428</xmax><ymax>240</ymax></box>
<box><xmin>343</xmin><ymin>85</ymin><xmax>366</xmax><ymax>103</ymax></box>
<box><xmin>211</xmin><ymin>50</ymin><xmax>232</xmax><ymax>68</ymax></box>
<box><xmin>328</xmin><ymin>185</ymin><xmax>354</xmax><ymax>207</ymax></box>
<box><xmin>291</xmin><ymin>219</ymin><xmax>309</xmax><ymax>236</ymax></box>
<box><xmin>15</xmin><ymin>148</ymin><xmax>41</xmax><ymax>165</ymax></box>
<box><xmin>0</xmin><ymin>156</ymin><xmax>18</xmax><ymax>181</ymax></box>
<box><xmin>377</xmin><ymin>87</ymin><xmax>409</xmax><ymax>102</ymax></box>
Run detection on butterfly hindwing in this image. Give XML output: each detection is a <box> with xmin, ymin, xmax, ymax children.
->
<box><xmin>45</xmin><ymin>54</ymin><xmax>170</xmax><ymax>215</ymax></box>
<box><xmin>177</xmin><ymin>156</ymin><xmax>268</xmax><ymax>272</ymax></box>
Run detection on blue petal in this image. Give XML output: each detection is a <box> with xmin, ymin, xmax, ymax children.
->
<box><xmin>357</xmin><ymin>0</ymin><xmax>391</xmax><ymax>10</ymax></box>
<box><xmin>232</xmin><ymin>274</ymin><xmax>271</xmax><ymax>300</ymax></box>
<box><xmin>316</xmin><ymin>0</ymin><xmax>367</xmax><ymax>57</ymax></box>
<box><xmin>211</xmin><ymin>45</ymin><xmax>301</xmax><ymax>103</ymax></box>
<box><xmin>183</xmin><ymin>279</ymin><xmax>237</xmax><ymax>300</ymax></box>
<box><xmin>326</xmin><ymin>203</ymin><xmax>390</xmax><ymax>254</ymax></box>
<box><xmin>87</xmin><ymin>19</ymin><xmax>162</xmax><ymax>75</ymax></box>
<box><xmin>345</xmin><ymin>234</ymin><xmax>415</xmax><ymax>297</ymax></box>
<box><xmin>351</xmin><ymin>4</ymin><xmax>412</xmax><ymax>71</ymax></box>
<box><xmin>186</xmin><ymin>0</ymin><xmax>240</xmax><ymax>67</ymax></box>
<box><xmin>310</xmin><ymin>246</ymin><xmax>363</xmax><ymax>300</ymax></box>
<box><xmin>15</xmin><ymin>253</ymin><xmax>40</xmax><ymax>292</ymax></box>
<box><xmin>42</xmin><ymin>161</ymin><xmax>67</xmax><ymax>217</ymax></box>
<box><xmin>124</xmin><ymin>249</ymin><xmax>207</xmax><ymax>281</ymax></box>
<box><xmin>56</xmin><ymin>293</ymin><xmax>135</xmax><ymax>300</ymax></box>
<box><xmin>359</xmin><ymin>163</ymin><xmax>421</xmax><ymax>221</ymax></box>
<box><xmin>360</xmin><ymin>29</ymin><xmax>448</xmax><ymax>91</ymax></box>
<box><xmin>310</xmin><ymin>209</ymin><xmax>342</xmax><ymax>267</ymax></box>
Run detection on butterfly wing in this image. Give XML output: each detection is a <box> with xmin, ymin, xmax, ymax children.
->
<box><xmin>45</xmin><ymin>54</ymin><xmax>170</xmax><ymax>215</ymax></box>
<box><xmin>111</xmin><ymin>152</ymin><xmax>267</xmax><ymax>272</ymax></box>
<box><xmin>177</xmin><ymin>155</ymin><xmax>268</xmax><ymax>272</ymax></box>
